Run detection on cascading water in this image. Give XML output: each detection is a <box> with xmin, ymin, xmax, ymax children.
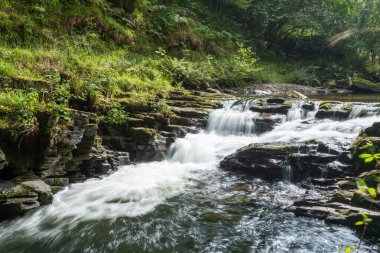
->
<box><xmin>0</xmin><ymin>99</ymin><xmax>379</xmax><ymax>253</ymax></box>
<box><xmin>286</xmin><ymin>100</ymin><xmax>319</xmax><ymax>121</ymax></box>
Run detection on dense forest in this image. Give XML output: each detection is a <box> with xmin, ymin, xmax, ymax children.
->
<box><xmin>1</xmin><ymin>0</ymin><xmax>380</xmax><ymax>131</ymax></box>
<box><xmin>1</xmin><ymin>1</ymin><xmax>380</xmax><ymax>252</ymax></box>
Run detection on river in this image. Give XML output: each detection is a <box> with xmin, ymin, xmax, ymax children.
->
<box><xmin>0</xmin><ymin>98</ymin><xmax>379</xmax><ymax>252</ymax></box>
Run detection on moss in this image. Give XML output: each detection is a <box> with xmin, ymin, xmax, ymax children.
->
<box><xmin>0</xmin><ymin>185</ymin><xmax>37</xmax><ymax>199</ymax></box>
<box><xmin>65</xmin><ymin>164</ymin><xmax>80</xmax><ymax>172</ymax></box>
<box><xmin>255</xmin><ymin>98</ymin><xmax>267</xmax><ymax>106</ymax></box>
<box><xmin>351</xmin><ymin>137</ymin><xmax>380</xmax><ymax>170</ymax></box>
<box><xmin>319</xmin><ymin>102</ymin><xmax>333</xmax><ymax>110</ymax></box>
<box><xmin>130</xmin><ymin>127</ymin><xmax>158</xmax><ymax>140</ymax></box>
<box><xmin>352</xmin><ymin>77</ymin><xmax>380</xmax><ymax>92</ymax></box>
<box><xmin>341</xmin><ymin>104</ymin><xmax>353</xmax><ymax>112</ymax></box>
<box><xmin>358</xmin><ymin>109</ymin><xmax>369</xmax><ymax>117</ymax></box>
<box><xmin>282</xmin><ymin>100</ymin><xmax>293</xmax><ymax>108</ymax></box>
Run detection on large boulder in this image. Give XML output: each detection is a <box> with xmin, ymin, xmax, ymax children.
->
<box><xmin>220</xmin><ymin>143</ymin><xmax>298</xmax><ymax>180</ymax></box>
<box><xmin>315</xmin><ymin>102</ymin><xmax>353</xmax><ymax>120</ymax></box>
<box><xmin>0</xmin><ymin>180</ymin><xmax>53</xmax><ymax>220</ymax></box>
<box><xmin>220</xmin><ymin>142</ymin><xmax>353</xmax><ymax>181</ymax></box>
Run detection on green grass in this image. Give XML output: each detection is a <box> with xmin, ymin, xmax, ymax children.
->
<box><xmin>0</xmin><ymin>0</ymin><xmax>260</xmax><ymax>134</ymax></box>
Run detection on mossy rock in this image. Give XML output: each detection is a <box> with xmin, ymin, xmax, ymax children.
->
<box><xmin>44</xmin><ymin>178</ymin><xmax>69</xmax><ymax>187</ymax></box>
<box><xmin>351</xmin><ymin>190</ymin><xmax>380</xmax><ymax>210</ymax></box>
<box><xmin>319</xmin><ymin>102</ymin><xmax>333</xmax><ymax>110</ymax></box>
<box><xmin>360</xmin><ymin>122</ymin><xmax>380</xmax><ymax>137</ymax></box>
<box><xmin>130</xmin><ymin>127</ymin><xmax>158</xmax><ymax>140</ymax></box>
<box><xmin>250</xmin><ymin>100</ymin><xmax>292</xmax><ymax>114</ymax></box>
<box><xmin>358</xmin><ymin>109</ymin><xmax>369</xmax><ymax>117</ymax></box>
<box><xmin>316</xmin><ymin>102</ymin><xmax>352</xmax><ymax>120</ymax></box>
<box><xmin>351</xmin><ymin>77</ymin><xmax>380</xmax><ymax>93</ymax></box>
<box><xmin>351</xmin><ymin>137</ymin><xmax>380</xmax><ymax>170</ymax></box>
<box><xmin>0</xmin><ymin>185</ymin><xmax>37</xmax><ymax>199</ymax></box>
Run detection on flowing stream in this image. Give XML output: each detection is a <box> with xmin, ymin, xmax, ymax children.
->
<box><xmin>1</xmin><ymin>99</ymin><xmax>380</xmax><ymax>252</ymax></box>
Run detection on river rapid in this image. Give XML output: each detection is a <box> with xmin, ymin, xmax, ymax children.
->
<box><xmin>0</xmin><ymin>98</ymin><xmax>380</xmax><ymax>253</ymax></box>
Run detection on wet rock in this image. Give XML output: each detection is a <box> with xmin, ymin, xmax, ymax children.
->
<box><xmin>266</xmin><ymin>98</ymin><xmax>286</xmax><ymax>104</ymax></box>
<box><xmin>315</xmin><ymin>102</ymin><xmax>353</xmax><ymax>120</ymax></box>
<box><xmin>0</xmin><ymin>180</ymin><xmax>53</xmax><ymax>219</ymax></box>
<box><xmin>220</xmin><ymin>142</ymin><xmax>300</xmax><ymax>180</ymax></box>
<box><xmin>223</xmin><ymin>195</ymin><xmax>257</xmax><ymax>207</ymax></box>
<box><xmin>286</xmin><ymin>90</ymin><xmax>308</xmax><ymax>99</ymax></box>
<box><xmin>21</xmin><ymin>180</ymin><xmax>53</xmax><ymax>205</ymax></box>
<box><xmin>106</xmin><ymin>150</ymin><xmax>130</xmax><ymax>168</ymax></box>
<box><xmin>250</xmin><ymin>101</ymin><xmax>292</xmax><ymax>115</ymax></box>
<box><xmin>170</xmin><ymin>107</ymin><xmax>209</xmax><ymax>119</ymax></box>
<box><xmin>302</xmin><ymin>102</ymin><xmax>316</xmax><ymax>111</ymax></box>
<box><xmin>169</xmin><ymin>115</ymin><xmax>196</xmax><ymax>127</ymax></box>
<box><xmin>291</xmin><ymin>200</ymin><xmax>380</xmax><ymax>231</ymax></box>
<box><xmin>135</xmin><ymin>135</ymin><xmax>167</xmax><ymax>161</ymax></box>
<box><xmin>230</xmin><ymin>183</ymin><xmax>252</xmax><ymax>192</ymax></box>
<box><xmin>360</xmin><ymin>122</ymin><xmax>380</xmax><ymax>137</ymax></box>
<box><xmin>254</xmin><ymin>115</ymin><xmax>284</xmax><ymax>134</ymax></box>
<box><xmin>221</xmin><ymin>142</ymin><xmax>352</xmax><ymax>181</ymax></box>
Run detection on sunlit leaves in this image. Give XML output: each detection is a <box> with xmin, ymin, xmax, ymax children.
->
<box><xmin>355</xmin><ymin>221</ymin><xmax>364</xmax><ymax>226</ymax></box>
<box><xmin>356</xmin><ymin>179</ymin><xmax>378</xmax><ymax>197</ymax></box>
<box><xmin>356</xmin><ymin>178</ymin><xmax>368</xmax><ymax>189</ymax></box>
<box><xmin>358</xmin><ymin>153</ymin><xmax>380</xmax><ymax>163</ymax></box>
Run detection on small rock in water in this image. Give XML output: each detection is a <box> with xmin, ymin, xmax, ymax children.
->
<box><xmin>230</xmin><ymin>183</ymin><xmax>252</xmax><ymax>192</ymax></box>
<box><xmin>286</xmin><ymin>90</ymin><xmax>308</xmax><ymax>99</ymax></box>
<box><xmin>201</xmin><ymin>211</ymin><xmax>241</xmax><ymax>222</ymax></box>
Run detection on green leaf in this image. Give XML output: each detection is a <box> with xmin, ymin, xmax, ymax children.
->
<box><xmin>368</xmin><ymin>188</ymin><xmax>377</xmax><ymax>197</ymax></box>
<box><xmin>365</xmin><ymin>157</ymin><xmax>375</xmax><ymax>163</ymax></box>
<box><xmin>363</xmin><ymin>218</ymin><xmax>373</xmax><ymax>223</ymax></box>
<box><xmin>355</xmin><ymin>221</ymin><xmax>364</xmax><ymax>226</ymax></box>
<box><xmin>359</xmin><ymin>154</ymin><xmax>372</xmax><ymax>159</ymax></box>
<box><xmin>374</xmin><ymin>154</ymin><xmax>380</xmax><ymax>159</ymax></box>
<box><xmin>356</xmin><ymin>179</ymin><xmax>368</xmax><ymax>189</ymax></box>
<box><xmin>361</xmin><ymin>213</ymin><xmax>369</xmax><ymax>220</ymax></box>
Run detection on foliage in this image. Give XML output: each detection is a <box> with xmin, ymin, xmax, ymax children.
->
<box><xmin>350</xmin><ymin>152</ymin><xmax>380</xmax><ymax>253</ymax></box>
<box><xmin>153</xmin><ymin>99</ymin><xmax>171</xmax><ymax>116</ymax></box>
<box><xmin>105</xmin><ymin>104</ymin><xmax>129</xmax><ymax>125</ymax></box>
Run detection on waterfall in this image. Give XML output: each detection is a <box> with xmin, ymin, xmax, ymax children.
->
<box><xmin>0</xmin><ymin>98</ymin><xmax>379</xmax><ymax>253</ymax></box>
<box><xmin>206</xmin><ymin>100</ymin><xmax>259</xmax><ymax>136</ymax></box>
<box><xmin>286</xmin><ymin>100</ymin><xmax>319</xmax><ymax>121</ymax></box>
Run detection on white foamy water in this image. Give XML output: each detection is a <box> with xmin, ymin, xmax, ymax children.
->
<box><xmin>286</xmin><ymin>100</ymin><xmax>319</xmax><ymax>121</ymax></box>
<box><xmin>0</xmin><ymin>99</ymin><xmax>379</xmax><ymax>252</ymax></box>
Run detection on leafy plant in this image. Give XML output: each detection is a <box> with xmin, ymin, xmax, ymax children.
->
<box><xmin>359</xmin><ymin>153</ymin><xmax>380</xmax><ymax>164</ymax></box>
<box><xmin>154</xmin><ymin>99</ymin><xmax>171</xmax><ymax>116</ymax></box>
<box><xmin>105</xmin><ymin>104</ymin><xmax>129</xmax><ymax>125</ymax></box>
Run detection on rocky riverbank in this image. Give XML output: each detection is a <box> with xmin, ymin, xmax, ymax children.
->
<box><xmin>0</xmin><ymin>89</ymin><xmax>231</xmax><ymax>220</ymax></box>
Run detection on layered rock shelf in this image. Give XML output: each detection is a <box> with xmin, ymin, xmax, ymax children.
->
<box><xmin>0</xmin><ymin>90</ymin><xmax>231</xmax><ymax>219</ymax></box>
